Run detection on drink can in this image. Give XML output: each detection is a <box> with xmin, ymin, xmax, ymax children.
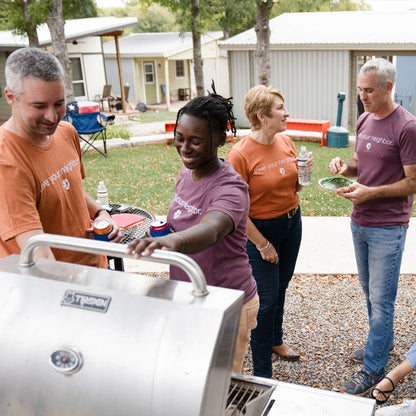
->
<box><xmin>93</xmin><ymin>219</ymin><xmax>113</xmax><ymax>241</ymax></box>
<box><xmin>149</xmin><ymin>220</ymin><xmax>171</xmax><ymax>237</ymax></box>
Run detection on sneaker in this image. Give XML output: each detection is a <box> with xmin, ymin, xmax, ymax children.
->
<box><xmin>376</xmin><ymin>399</ymin><xmax>416</xmax><ymax>416</ymax></box>
<box><xmin>350</xmin><ymin>343</ymin><xmax>395</xmax><ymax>363</ymax></box>
<box><xmin>339</xmin><ymin>369</ymin><xmax>384</xmax><ymax>395</ymax></box>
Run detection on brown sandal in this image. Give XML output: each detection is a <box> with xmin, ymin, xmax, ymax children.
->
<box><xmin>370</xmin><ymin>376</ymin><xmax>396</xmax><ymax>405</ymax></box>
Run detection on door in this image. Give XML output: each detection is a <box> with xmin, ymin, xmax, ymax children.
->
<box><xmin>395</xmin><ymin>56</ymin><xmax>416</xmax><ymax>114</ymax></box>
<box><xmin>70</xmin><ymin>56</ymin><xmax>87</xmax><ymax>100</ymax></box>
<box><xmin>143</xmin><ymin>62</ymin><xmax>157</xmax><ymax>104</ymax></box>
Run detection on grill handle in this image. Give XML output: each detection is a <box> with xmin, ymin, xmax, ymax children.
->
<box><xmin>18</xmin><ymin>233</ymin><xmax>209</xmax><ymax>297</ymax></box>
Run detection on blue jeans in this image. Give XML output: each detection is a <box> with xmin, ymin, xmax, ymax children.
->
<box><xmin>351</xmin><ymin>220</ymin><xmax>407</xmax><ymax>375</ymax></box>
<box><xmin>248</xmin><ymin>208</ymin><xmax>302</xmax><ymax>378</ymax></box>
<box><xmin>406</xmin><ymin>342</ymin><xmax>416</xmax><ymax>369</ymax></box>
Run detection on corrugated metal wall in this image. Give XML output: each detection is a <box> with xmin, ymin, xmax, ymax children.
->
<box><xmin>230</xmin><ymin>50</ymin><xmax>350</xmax><ymax>130</ymax></box>
<box><xmin>229</xmin><ymin>51</ymin><xmax>252</xmax><ymax>129</ymax></box>
<box><xmin>104</xmin><ymin>57</ymin><xmax>137</xmax><ymax>103</ymax></box>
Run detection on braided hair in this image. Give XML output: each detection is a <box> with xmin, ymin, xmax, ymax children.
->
<box><xmin>174</xmin><ymin>81</ymin><xmax>237</xmax><ymax>147</ymax></box>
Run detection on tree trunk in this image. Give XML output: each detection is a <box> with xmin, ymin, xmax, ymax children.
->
<box><xmin>255</xmin><ymin>0</ymin><xmax>273</xmax><ymax>86</ymax></box>
<box><xmin>46</xmin><ymin>0</ymin><xmax>75</xmax><ymax>102</ymax></box>
<box><xmin>21</xmin><ymin>0</ymin><xmax>40</xmax><ymax>47</ymax></box>
<box><xmin>191</xmin><ymin>0</ymin><xmax>204</xmax><ymax>97</ymax></box>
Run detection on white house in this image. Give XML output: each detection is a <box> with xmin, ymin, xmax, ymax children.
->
<box><xmin>220</xmin><ymin>11</ymin><xmax>416</xmax><ymax>131</ymax></box>
<box><xmin>0</xmin><ymin>16</ymin><xmax>137</xmax><ymax>121</ymax></box>
<box><xmin>103</xmin><ymin>31</ymin><xmax>228</xmax><ymax>109</ymax></box>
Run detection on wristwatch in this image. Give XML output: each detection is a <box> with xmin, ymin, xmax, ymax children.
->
<box><xmin>94</xmin><ymin>208</ymin><xmax>111</xmax><ymax>219</ymax></box>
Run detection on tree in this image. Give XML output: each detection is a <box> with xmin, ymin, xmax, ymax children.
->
<box><xmin>0</xmin><ymin>0</ymin><xmax>97</xmax><ymax>35</ymax></box>
<box><xmin>272</xmin><ymin>0</ymin><xmax>370</xmax><ymax>14</ymax></box>
<box><xmin>0</xmin><ymin>0</ymin><xmax>97</xmax><ymax>100</ymax></box>
<box><xmin>220</xmin><ymin>0</ymin><xmax>257</xmax><ymax>39</ymax></box>
<box><xmin>151</xmin><ymin>0</ymin><xmax>205</xmax><ymax>97</ymax></box>
<box><xmin>253</xmin><ymin>0</ymin><xmax>370</xmax><ymax>86</ymax></box>
<box><xmin>47</xmin><ymin>0</ymin><xmax>74</xmax><ymax>101</ymax></box>
<box><xmin>63</xmin><ymin>0</ymin><xmax>97</xmax><ymax>18</ymax></box>
<box><xmin>255</xmin><ymin>0</ymin><xmax>274</xmax><ymax>86</ymax></box>
<box><xmin>191</xmin><ymin>0</ymin><xmax>204</xmax><ymax>97</ymax></box>
<box><xmin>0</xmin><ymin>0</ymin><xmax>49</xmax><ymax>46</ymax></box>
<box><xmin>99</xmin><ymin>2</ymin><xmax>178</xmax><ymax>33</ymax></box>
<box><xmin>131</xmin><ymin>3</ymin><xmax>178</xmax><ymax>33</ymax></box>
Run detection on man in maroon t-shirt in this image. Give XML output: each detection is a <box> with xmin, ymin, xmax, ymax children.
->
<box><xmin>329</xmin><ymin>57</ymin><xmax>416</xmax><ymax>396</ymax></box>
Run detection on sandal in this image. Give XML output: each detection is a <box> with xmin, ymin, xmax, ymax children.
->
<box><xmin>369</xmin><ymin>376</ymin><xmax>396</xmax><ymax>405</ymax></box>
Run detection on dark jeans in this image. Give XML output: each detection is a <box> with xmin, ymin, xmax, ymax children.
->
<box><xmin>248</xmin><ymin>208</ymin><xmax>302</xmax><ymax>378</ymax></box>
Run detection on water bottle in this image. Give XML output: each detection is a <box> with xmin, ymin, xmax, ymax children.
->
<box><xmin>97</xmin><ymin>181</ymin><xmax>109</xmax><ymax>206</ymax></box>
<box><xmin>297</xmin><ymin>146</ymin><xmax>311</xmax><ymax>186</ymax></box>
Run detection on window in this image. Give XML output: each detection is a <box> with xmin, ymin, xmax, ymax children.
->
<box><xmin>175</xmin><ymin>60</ymin><xmax>185</xmax><ymax>78</ymax></box>
<box><xmin>144</xmin><ymin>63</ymin><xmax>154</xmax><ymax>84</ymax></box>
<box><xmin>70</xmin><ymin>57</ymin><xmax>86</xmax><ymax>98</ymax></box>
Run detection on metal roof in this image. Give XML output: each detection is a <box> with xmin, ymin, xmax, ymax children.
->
<box><xmin>103</xmin><ymin>31</ymin><xmax>223</xmax><ymax>58</ymax></box>
<box><xmin>0</xmin><ymin>31</ymin><xmax>27</xmax><ymax>50</ymax></box>
<box><xmin>0</xmin><ymin>17</ymin><xmax>137</xmax><ymax>50</ymax></box>
<box><xmin>220</xmin><ymin>11</ymin><xmax>416</xmax><ymax>50</ymax></box>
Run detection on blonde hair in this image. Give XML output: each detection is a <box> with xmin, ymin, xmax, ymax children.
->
<box><xmin>244</xmin><ymin>85</ymin><xmax>284</xmax><ymax>130</ymax></box>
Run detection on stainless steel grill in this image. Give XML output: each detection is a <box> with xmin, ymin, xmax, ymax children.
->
<box><xmin>0</xmin><ymin>234</ymin><xmax>377</xmax><ymax>416</ymax></box>
<box><xmin>0</xmin><ymin>234</ymin><xmax>243</xmax><ymax>416</ymax></box>
<box><xmin>226</xmin><ymin>375</ymin><xmax>276</xmax><ymax>416</ymax></box>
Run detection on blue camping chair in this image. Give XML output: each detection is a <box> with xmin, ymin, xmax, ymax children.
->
<box><xmin>65</xmin><ymin>102</ymin><xmax>115</xmax><ymax>157</ymax></box>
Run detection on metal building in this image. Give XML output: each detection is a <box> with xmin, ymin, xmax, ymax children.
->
<box><xmin>220</xmin><ymin>11</ymin><xmax>416</xmax><ymax>131</ymax></box>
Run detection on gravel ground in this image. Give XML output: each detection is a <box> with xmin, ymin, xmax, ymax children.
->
<box><xmin>143</xmin><ymin>272</ymin><xmax>416</xmax><ymax>411</ymax></box>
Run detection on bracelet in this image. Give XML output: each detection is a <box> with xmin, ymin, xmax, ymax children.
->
<box><xmin>94</xmin><ymin>208</ymin><xmax>111</xmax><ymax>219</ymax></box>
<box><xmin>257</xmin><ymin>241</ymin><xmax>271</xmax><ymax>253</ymax></box>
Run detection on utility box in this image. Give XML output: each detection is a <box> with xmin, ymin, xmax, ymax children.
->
<box><xmin>327</xmin><ymin>127</ymin><xmax>349</xmax><ymax>148</ymax></box>
<box><xmin>327</xmin><ymin>92</ymin><xmax>349</xmax><ymax>148</ymax></box>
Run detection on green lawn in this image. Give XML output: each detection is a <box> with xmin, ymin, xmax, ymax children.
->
<box><xmin>82</xmin><ymin>140</ymin><xmax>416</xmax><ymax>217</ymax></box>
<box><xmin>129</xmin><ymin>110</ymin><xmax>178</xmax><ymax>123</ymax></box>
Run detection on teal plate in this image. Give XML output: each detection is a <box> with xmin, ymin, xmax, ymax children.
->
<box><xmin>318</xmin><ymin>176</ymin><xmax>355</xmax><ymax>191</ymax></box>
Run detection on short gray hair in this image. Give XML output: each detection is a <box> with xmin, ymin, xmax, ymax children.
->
<box><xmin>5</xmin><ymin>47</ymin><xmax>64</xmax><ymax>97</ymax></box>
<box><xmin>360</xmin><ymin>58</ymin><xmax>396</xmax><ymax>90</ymax></box>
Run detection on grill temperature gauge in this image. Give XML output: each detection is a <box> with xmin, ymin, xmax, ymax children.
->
<box><xmin>50</xmin><ymin>346</ymin><xmax>83</xmax><ymax>375</ymax></box>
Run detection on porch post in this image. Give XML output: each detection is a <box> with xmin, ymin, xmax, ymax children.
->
<box><xmin>114</xmin><ymin>34</ymin><xmax>126</xmax><ymax>113</ymax></box>
<box><xmin>164</xmin><ymin>58</ymin><xmax>170</xmax><ymax>111</ymax></box>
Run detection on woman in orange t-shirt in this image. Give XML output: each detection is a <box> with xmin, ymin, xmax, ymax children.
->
<box><xmin>227</xmin><ymin>85</ymin><xmax>313</xmax><ymax>379</ymax></box>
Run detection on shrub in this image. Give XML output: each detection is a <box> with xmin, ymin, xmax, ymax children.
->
<box><xmin>106</xmin><ymin>125</ymin><xmax>132</xmax><ymax>140</ymax></box>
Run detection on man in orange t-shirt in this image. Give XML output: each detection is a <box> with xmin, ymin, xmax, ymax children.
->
<box><xmin>0</xmin><ymin>47</ymin><xmax>121</xmax><ymax>266</ymax></box>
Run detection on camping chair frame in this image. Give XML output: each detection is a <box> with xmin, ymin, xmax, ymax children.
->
<box><xmin>66</xmin><ymin>112</ymin><xmax>115</xmax><ymax>157</ymax></box>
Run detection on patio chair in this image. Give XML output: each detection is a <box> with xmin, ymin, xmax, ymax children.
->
<box><xmin>65</xmin><ymin>110</ymin><xmax>115</xmax><ymax>157</ymax></box>
<box><xmin>97</xmin><ymin>84</ymin><xmax>113</xmax><ymax>111</ymax></box>
<box><xmin>111</xmin><ymin>85</ymin><xmax>134</xmax><ymax>111</ymax></box>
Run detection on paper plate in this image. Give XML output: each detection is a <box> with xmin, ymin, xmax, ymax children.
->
<box><xmin>318</xmin><ymin>177</ymin><xmax>355</xmax><ymax>191</ymax></box>
<box><xmin>111</xmin><ymin>213</ymin><xmax>146</xmax><ymax>230</ymax></box>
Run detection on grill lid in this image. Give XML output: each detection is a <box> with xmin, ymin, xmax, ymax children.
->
<box><xmin>0</xmin><ymin>234</ymin><xmax>244</xmax><ymax>416</ymax></box>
